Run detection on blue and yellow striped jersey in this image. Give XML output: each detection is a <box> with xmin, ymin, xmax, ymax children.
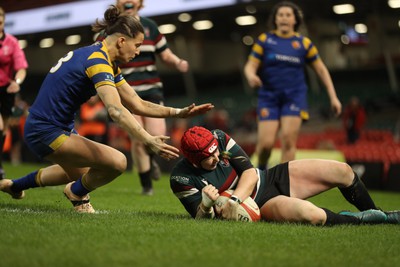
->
<box><xmin>29</xmin><ymin>41</ymin><xmax>125</xmax><ymax>129</ymax></box>
<box><xmin>249</xmin><ymin>31</ymin><xmax>319</xmax><ymax>92</ymax></box>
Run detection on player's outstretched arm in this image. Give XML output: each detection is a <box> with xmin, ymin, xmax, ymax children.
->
<box><xmin>117</xmin><ymin>82</ymin><xmax>213</xmax><ymax>118</ymax></box>
<box><xmin>97</xmin><ymin>85</ymin><xmax>179</xmax><ymax>160</ymax></box>
<box><xmin>171</xmin><ymin>103</ymin><xmax>214</xmax><ymax>118</ymax></box>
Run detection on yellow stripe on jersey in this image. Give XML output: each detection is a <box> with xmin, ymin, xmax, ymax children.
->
<box><xmin>301</xmin><ymin>110</ymin><xmax>310</xmax><ymax>120</ymax></box>
<box><xmin>259</xmin><ymin>33</ymin><xmax>267</xmax><ymax>42</ymax></box>
<box><xmin>303</xmin><ymin>37</ymin><xmax>319</xmax><ymax>59</ymax></box>
<box><xmin>95</xmin><ymin>80</ymin><xmax>116</xmax><ymax>88</ymax></box>
<box><xmin>248</xmin><ymin>54</ymin><xmax>261</xmax><ymax>63</ymax></box>
<box><xmin>115</xmin><ymin>67</ymin><xmax>122</xmax><ymax>76</ymax></box>
<box><xmin>86</xmin><ymin>63</ymin><xmax>114</xmax><ymax>79</ymax></box>
<box><xmin>100</xmin><ymin>41</ymin><xmax>112</xmax><ymax>65</ymax></box>
<box><xmin>88</xmin><ymin>51</ymin><xmax>107</xmax><ymax>61</ymax></box>
<box><xmin>302</xmin><ymin>37</ymin><xmax>312</xmax><ymax>49</ymax></box>
<box><xmin>252</xmin><ymin>43</ymin><xmax>264</xmax><ymax>56</ymax></box>
<box><xmin>49</xmin><ymin>134</ymin><xmax>69</xmax><ymax>151</ymax></box>
<box><xmin>115</xmin><ymin>79</ymin><xmax>126</xmax><ymax>87</ymax></box>
<box><xmin>249</xmin><ymin>33</ymin><xmax>267</xmax><ymax>61</ymax></box>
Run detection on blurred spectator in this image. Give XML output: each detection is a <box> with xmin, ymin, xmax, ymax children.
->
<box><xmin>236</xmin><ymin>107</ymin><xmax>257</xmax><ymax>133</ymax></box>
<box><xmin>203</xmin><ymin>108</ymin><xmax>231</xmax><ymax>132</ymax></box>
<box><xmin>0</xmin><ymin>6</ymin><xmax>28</xmax><ymax>178</ymax></box>
<box><xmin>170</xmin><ymin>119</ymin><xmax>189</xmax><ymax>149</ymax></box>
<box><xmin>3</xmin><ymin>94</ymin><xmax>29</xmax><ymax>165</ymax></box>
<box><xmin>343</xmin><ymin>96</ymin><xmax>366</xmax><ymax>144</ymax></box>
<box><xmin>76</xmin><ymin>95</ymin><xmax>108</xmax><ymax>144</ymax></box>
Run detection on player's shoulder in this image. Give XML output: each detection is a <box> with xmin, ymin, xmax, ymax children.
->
<box><xmin>211</xmin><ymin>129</ymin><xmax>229</xmax><ymax>141</ymax></box>
<box><xmin>293</xmin><ymin>32</ymin><xmax>312</xmax><ymax>42</ymax></box>
<box><xmin>81</xmin><ymin>42</ymin><xmax>108</xmax><ymax>60</ymax></box>
<box><xmin>256</xmin><ymin>32</ymin><xmax>269</xmax><ymax>42</ymax></box>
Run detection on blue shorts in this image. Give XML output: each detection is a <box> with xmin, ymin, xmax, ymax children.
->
<box><xmin>24</xmin><ymin>114</ymin><xmax>76</xmax><ymax>159</ymax></box>
<box><xmin>257</xmin><ymin>88</ymin><xmax>309</xmax><ymax>121</ymax></box>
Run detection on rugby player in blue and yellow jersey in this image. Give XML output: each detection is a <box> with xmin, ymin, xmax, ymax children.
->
<box><xmin>97</xmin><ymin>0</ymin><xmax>190</xmax><ymax>196</ymax></box>
<box><xmin>0</xmin><ymin>5</ymin><xmax>213</xmax><ymax>213</ymax></box>
<box><xmin>244</xmin><ymin>1</ymin><xmax>342</xmax><ymax>169</ymax></box>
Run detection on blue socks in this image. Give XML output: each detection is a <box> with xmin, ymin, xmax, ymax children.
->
<box><xmin>71</xmin><ymin>177</ymin><xmax>91</xmax><ymax>196</ymax></box>
<box><xmin>11</xmin><ymin>171</ymin><xmax>40</xmax><ymax>192</ymax></box>
<box><xmin>11</xmin><ymin>170</ymin><xmax>91</xmax><ymax>197</ymax></box>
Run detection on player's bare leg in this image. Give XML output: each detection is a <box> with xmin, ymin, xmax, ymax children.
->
<box><xmin>279</xmin><ymin>116</ymin><xmax>302</xmax><ymax>163</ymax></box>
<box><xmin>256</xmin><ymin>120</ymin><xmax>279</xmax><ymax>170</ymax></box>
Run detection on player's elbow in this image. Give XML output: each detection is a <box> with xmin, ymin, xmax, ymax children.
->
<box><xmin>107</xmin><ymin>105</ymin><xmax>123</xmax><ymax>123</ymax></box>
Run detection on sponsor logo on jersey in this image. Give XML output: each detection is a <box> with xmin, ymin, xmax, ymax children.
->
<box><xmin>267</xmin><ymin>38</ymin><xmax>278</xmax><ymax>45</ymax></box>
<box><xmin>290</xmin><ymin>104</ymin><xmax>300</xmax><ymax>112</ymax></box>
<box><xmin>260</xmin><ymin>108</ymin><xmax>269</xmax><ymax>118</ymax></box>
<box><xmin>275</xmin><ymin>54</ymin><xmax>301</xmax><ymax>63</ymax></box>
<box><xmin>171</xmin><ymin>175</ymin><xmax>190</xmax><ymax>184</ymax></box>
<box><xmin>105</xmin><ymin>73</ymin><xmax>114</xmax><ymax>83</ymax></box>
<box><xmin>291</xmin><ymin>40</ymin><xmax>301</xmax><ymax>49</ymax></box>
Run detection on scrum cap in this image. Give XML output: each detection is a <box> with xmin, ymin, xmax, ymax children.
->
<box><xmin>181</xmin><ymin>126</ymin><xmax>218</xmax><ymax>166</ymax></box>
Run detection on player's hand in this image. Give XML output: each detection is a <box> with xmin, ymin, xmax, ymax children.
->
<box><xmin>7</xmin><ymin>81</ymin><xmax>21</xmax><ymax>93</ymax></box>
<box><xmin>146</xmin><ymin>135</ymin><xmax>180</xmax><ymax>160</ymax></box>
<box><xmin>247</xmin><ymin>74</ymin><xmax>262</xmax><ymax>89</ymax></box>
<box><xmin>201</xmin><ymin>184</ymin><xmax>220</xmax><ymax>208</ymax></box>
<box><xmin>331</xmin><ymin>97</ymin><xmax>342</xmax><ymax>117</ymax></box>
<box><xmin>220</xmin><ymin>199</ymin><xmax>239</xmax><ymax>221</ymax></box>
<box><xmin>175</xmin><ymin>103</ymin><xmax>214</xmax><ymax>118</ymax></box>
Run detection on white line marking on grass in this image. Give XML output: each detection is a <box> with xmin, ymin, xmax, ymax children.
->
<box><xmin>0</xmin><ymin>207</ymin><xmax>110</xmax><ymax>214</ymax></box>
<box><xmin>0</xmin><ymin>207</ymin><xmax>45</xmax><ymax>214</ymax></box>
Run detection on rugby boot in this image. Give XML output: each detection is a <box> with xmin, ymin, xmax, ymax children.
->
<box><xmin>339</xmin><ymin>209</ymin><xmax>387</xmax><ymax>224</ymax></box>
<box><xmin>64</xmin><ymin>182</ymin><xmax>95</xmax><ymax>213</ymax></box>
<box><xmin>384</xmin><ymin>210</ymin><xmax>400</xmax><ymax>224</ymax></box>
<box><xmin>0</xmin><ymin>179</ymin><xmax>25</xmax><ymax>199</ymax></box>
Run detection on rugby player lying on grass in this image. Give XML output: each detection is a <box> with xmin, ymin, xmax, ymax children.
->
<box><xmin>170</xmin><ymin>126</ymin><xmax>399</xmax><ymax>225</ymax></box>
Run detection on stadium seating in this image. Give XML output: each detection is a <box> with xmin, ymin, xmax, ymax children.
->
<box><xmin>276</xmin><ymin>129</ymin><xmax>400</xmax><ymax>191</ymax></box>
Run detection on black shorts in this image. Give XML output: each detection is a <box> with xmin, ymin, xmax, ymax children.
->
<box><xmin>0</xmin><ymin>85</ymin><xmax>16</xmax><ymax>117</ymax></box>
<box><xmin>256</xmin><ymin>162</ymin><xmax>291</xmax><ymax>207</ymax></box>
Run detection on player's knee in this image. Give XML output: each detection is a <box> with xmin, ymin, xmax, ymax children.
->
<box><xmin>339</xmin><ymin>162</ymin><xmax>355</xmax><ymax>187</ymax></box>
<box><xmin>112</xmin><ymin>152</ymin><xmax>127</xmax><ymax>174</ymax></box>
<box><xmin>258</xmin><ymin>142</ymin><xmax>274</xmax><ymax>152</ymax></box>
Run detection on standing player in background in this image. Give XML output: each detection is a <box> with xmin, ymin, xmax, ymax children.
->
<box><xmin>97</xmin><ymin>0</ymin><xmax>189</xmax><ymax>196</ymax></box>
<box><xmin>244</xmin><ymin>1</ymin><xmax>341</xmax><ymax>170</ymax></box>
<box><xmin>0</xmin><ymin>6</ymin><xmax>28</xmax><ymax>179</ymax></box>
<box><xmin>342</xmin><ymin>96</ymin><xmax>366</xmax><ymax>144</ymax></box>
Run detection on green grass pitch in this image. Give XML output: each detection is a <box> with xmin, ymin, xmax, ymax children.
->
<box><xmin>0</xmin><ymin>162</ymin><xmax>399</xmax><ymax>267</ymax></box>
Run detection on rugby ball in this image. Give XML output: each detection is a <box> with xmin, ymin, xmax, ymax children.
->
<box><xmin>214</xmin><ymin>189</ymin><xmax>261</xmax><ymax>222</ymax></box>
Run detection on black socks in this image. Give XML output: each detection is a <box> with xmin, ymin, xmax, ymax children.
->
<box><xmin>339</xmin><ymin>172</ymin><xmax>377</xmax><ymax>211</ymax></box>
<box><xmin>322</xmin><ymin>208</ymin><xmax>360</xmax><ymax>226</ymax></box>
